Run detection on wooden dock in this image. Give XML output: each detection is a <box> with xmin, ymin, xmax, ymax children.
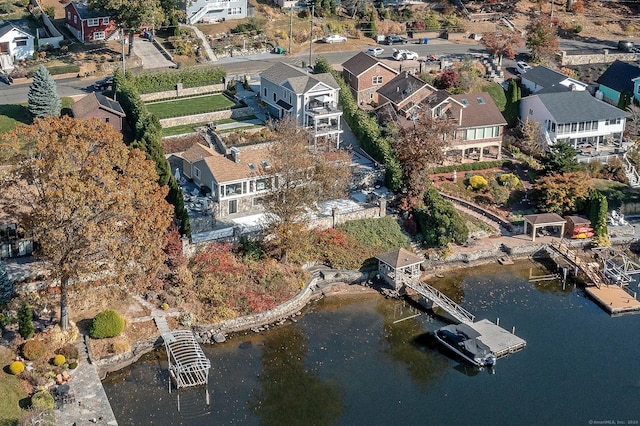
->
<box><xmin>471</xmin><ymin>319</ymin><xmax>527</xmax><ymax>358</ymax></box>
<box><xmin>584</xmin><ymin>285</ymin><xmax>640</xmax><ymax>316</ymax></box>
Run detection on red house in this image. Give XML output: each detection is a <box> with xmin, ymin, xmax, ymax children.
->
<box><xmin>64</xmin><ymin>1</ymin><xmax>117</xmax><ymax>43</ymax></box>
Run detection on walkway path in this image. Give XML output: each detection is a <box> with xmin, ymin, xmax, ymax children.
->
<box><xmin>181</xmin><ymin>24</ymin><xmax>216</xmax><ymax>62</ymax></box>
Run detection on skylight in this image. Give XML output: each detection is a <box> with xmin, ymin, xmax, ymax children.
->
<box><xmin>477</xmin><ymin>97</ymin><xmax>485</xmax><ymax>104</ymax></box>
<box><xmin>248</xmin><ymin>163</ymin><xmax>256</xmax><ymax>170</ymax></box>
<box><xmin>460</xmin><ymin>99</ymin><xmax>468</xmax><ymax>106</ymax></box>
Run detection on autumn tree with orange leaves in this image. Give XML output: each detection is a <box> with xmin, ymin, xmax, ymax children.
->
<box><xmin>480</xmin><ymin>30</ymin><xmax>523</xmax><ymax>65</ymax></box>
<box><xmin>0</xmin><ymin>116</ymin><xmax>173</xmax><ymax>329</ymax></box>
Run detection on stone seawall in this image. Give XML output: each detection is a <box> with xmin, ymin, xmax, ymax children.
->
<box><xmin>94</xmin><ymin>335</ymin><xmax>163</xmax><ymax>379</ymax></box>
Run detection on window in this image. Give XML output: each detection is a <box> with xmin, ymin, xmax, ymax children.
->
<box><xmin>551</xmin><ymin>122</ymin><xmax>556</xmax><ymax>132</ymax></box>
<box><xmin>263</xmin><ymin>88</ymin><xmax>267</xmax><ymax>97</ymax></box>
<box><xmin>228</xmin><ymin>7</ymin><xmax>242</xmax><ymax>15</ymax></box>
<box><xmin>579</xmin><ymin>122</ymin><xmax>585</xmax><ymax>131</ymax></box>
<box><xmin>105</xmin><ymin>117</ymin><xmax>110</xmax><ymax>123</ymax></box>
<box><xmin>273</xmin><ymin>93</ymin><xmax>276</xmax><ymax>101</ymax></box>
<box><xmin>87</xmin><ymin>18</ymin><xmax>100</xmax><ymax>26</ymax></box>
<box><xmin>194</xmin><ymin>166</ymin><xmax>201</xmax><ymax>179</ymax></box>
<box><xmin>102</xmin><ymin>17</ymin><xmax>109</xmax><ymax>25</ymax></box>
<box><xmin>255</xmin><ymin>178</ymin><xmax>271</xmax><ymax>191</ymax></box>
<box><xmin>476</xmin><ymin>97</ymin><xmax>485</xmax><ymax>104</ymax></box>
<box><xmin>461</xmin><ymin>99</ymin><xmax>468</xmax><ymax>106</ymax></box>
<box><xmin>372</xmin><ymin>76</ymin><xmax>383</xmax><ymax>85</ymax></box>
<box><xmin>93</xmin><ymin>31</ymin><xmax>105</xmax><ymax>40</ymax></box>
<box><xmin>74</xmin><ymin>15</ymin><xmax>77</xmax><ymax>24</ymax></box>
<box><xmin>67</xmin><ymin>11</ymin><xmax>70</xmax><ymax>19</ymax></box>
<box><xmin>225</xmin><ymin>182</ymin><xmax>242</xmax><ymax>196</ymax></box>
<box><xmin>571</xmin><ymin>122</ymin><xmax>577</xmax><ymax>132</ymax></box>
<box><xmin>15</xmin><ymin>37</ymin><xmax>28</xmax><ymax>47</ymax></box>
<box><xmin>229</xmin><ymin>199</ymin><xmax>238</xmax><ymax>214</ymax></box>
<box><xmin>253</xmin><ymin>197</ymin><xmax>263</xmax><ymax>206</ymax></box>
<box><xmin>370</xmin><ymin>93</ymin><xmax>374</xmax><ymax>100</ymax></box>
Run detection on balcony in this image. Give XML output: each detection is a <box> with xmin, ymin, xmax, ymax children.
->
<box><xmin>304</xmin><ymin>100</ymin><xmax>342</xmax><ymax>117</ymax></box>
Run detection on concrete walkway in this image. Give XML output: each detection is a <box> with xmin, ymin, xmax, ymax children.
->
<box><xmin>181</xmin><ymin>24</ymin><xmax>216</xmax><ymax>62</ymax></box>
<box><xmin>54</xmin><ymin>337</ymin><xmax>118</xmax><ymax>425</ymax></box>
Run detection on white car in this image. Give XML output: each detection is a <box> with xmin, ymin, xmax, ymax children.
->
<box><xmin>322</xmin><ymin>34</ymin><xmax>347</xmax><ymax>44</ymax></box>
<box><xmin>515</xmin><ymin>61</ymin><xmax>532</xmax><ymax>74</ymax></box>
<box><xmin>366</xmin><ymin>47</ymin><xmax>384</xmax><ymax>57</ymax></box>
<box><xmin>392</xmin><ymin>49</ymin><xmax>418</xmax><ymax>61</ymax></box>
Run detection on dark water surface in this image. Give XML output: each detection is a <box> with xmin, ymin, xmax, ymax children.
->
<box><xmin>103</xmin><ymin>260</ymin><xmax>640</xmax><ymax>425</ymax></box>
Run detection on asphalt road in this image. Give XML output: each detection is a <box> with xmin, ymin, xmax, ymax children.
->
<box><xmin>0</xmin><ymin>36</ymin><xmax>634</xmax><ymax>105</ymax></box>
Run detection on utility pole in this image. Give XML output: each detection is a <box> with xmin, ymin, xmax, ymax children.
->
<box><xmin>121</xmin><ymin>28</ymin><xmax>126</xmax><ymax>73</ymax></box>
<box><xmin>308</xmin><ymin>1</ymin><xmax>314</xmax><ymax>70</ymax></box>
<box><xmin>289</xmin><ymin>5</ymin><xmax>293</xmax><ymax>54</ymax></box>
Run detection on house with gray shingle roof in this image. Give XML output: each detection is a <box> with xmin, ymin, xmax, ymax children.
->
<box><xmin>71</xmin><ymin>92</ymin><xmax>126</xmax><ymax>132</ymax></box>
<box><xmin>260</xmin><ymin>62</ymin><xmax>343</xmax><ymax>148</ymax></box>
<box><xmin>596</xmin><ymin>60</ymin><xmax>640</xmax><ymax>105</ymax></box>
<box><xmin>341</xmin><ymin>52</ymin><xmax>398</xmax><ymax>104</ymax></box>
<box><xmin>520</xmin><ymin>90</ymin><xmax>630</xmax><ymax>152</ymax></box>
<box><xmin>520</xmin><ymin>65</ymin><xmax>588</xmax><ymax>95</ymax></box>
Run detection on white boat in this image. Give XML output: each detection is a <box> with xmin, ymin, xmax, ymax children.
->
<box><xmin>434</xmin><ymin>324</ymin><xmax>497</xmax><ymax>367</ymax></box>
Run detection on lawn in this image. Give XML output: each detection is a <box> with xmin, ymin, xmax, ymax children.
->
<box><xmin>0</xmin><ymin>346</ymin><xmax>28</xmax><ymax>425</ymax></box>
<box><xmin>146</xmin><ymin>94</ymin><xmax>236</xmax><ymax>119</ymax></box>
<box><xmin>161</xmin><ymin>116</ymin><xmax>259</xmax><ymax>137</ymax></box>
<box><xmin>0</xmin><ymin>98</ymin><xmax>74</xmax><ymax>135</ymax></box>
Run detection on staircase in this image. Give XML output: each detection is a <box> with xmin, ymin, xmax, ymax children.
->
<box><xmin>406</xmin><ymin>280</ymin><xmax>475</xmax><ymax>324</ymax></box>
<box><xmin>623</xmin><ymin>153</ymin><xmax>640</xmax><ymax>188</ymax></box>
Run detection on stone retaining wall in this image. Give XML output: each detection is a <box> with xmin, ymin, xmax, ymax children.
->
<box><xmin>94</xmin><ymin>335</ymin><xmax>163</xmax><ymax>379</ymax></box>
<box><xmin>140</xmin><ymin>84</ymin><xmax>225</xmax><ymax>102</ymax></box>
<box><xmin>159</xmin><ymin>106</ymin><xmax>254</xmax><ymax>128</ymax></box>
<box><xmin>559</xmin><ymin>50</ymin><xmax>638</xmax><ymax>66</ymax></box>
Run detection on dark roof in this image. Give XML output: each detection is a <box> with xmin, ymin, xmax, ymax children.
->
<box><xmin>449</xmin><ymin>92</ymin><xmax>507</xmax><ymax>128</ymax></box>
<box><xmin>596</xmin><ymin>60</ymin><xmax>640</xmax><ymax>95</ymax></box>
<box><xmin>276</xmin><ymin>99</ymin><xmax>293</xmax><ymax>110</ymax></box>
<box><xmin>565</xmin><ymin>215</ymin><xmax>591</xmax><ymax>225</ymax></box>
<box><xmin>71</xmin><ymin>92</ymin><xmax>125</xmax><ymax>118</ymax></box>
<box><xmin>524</xmin><ymin>213</ymin><xmax>566</xmax><ymax>225</ymax></box>
<box><xmin>375</xmin><ymin>247</ymin><xmax>423</xmax><ymax>268</ymax></box>
<box><xmin>66</xmin><ymin>1</ymin><xmax>110</xmax><ymax>20</ymax></box>
<box><xmin>261</xmin><ymin>62</ymin><xmax>339</xmax><ymax>94</ymax></box>
<box><xmin>0</xmin><ymin>20</ymin><xmax>33</xmax><ymax>38</ymax></box>
<box><xmin>341</xmin><ymin>52</ymin><xmax>397</xmax><ymax>77</ymax></box>
<box><xmin>522</xmin><ymin>66</ymin><xmax>568</xmax><ymax>90</ymax></box>
<box><xmin>535</xmin><ymin>91</ymin><xmax>630</xmax><ymax>123</ymax></box>
<box><xmin>377</xmin><ymin>71</ymin><xmax>433</xmax><ymax>105</ymax></box>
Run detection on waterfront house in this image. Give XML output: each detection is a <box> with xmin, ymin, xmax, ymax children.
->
<box><xmin>260</xmin><ymin>62</ymin><xmax>343</xmax><ymax>148</ymax></box>
<box><xmin>186</xmin><ymin>0</ymin><xmax>248</xmax><ymax>24</ymax></box>
<box><xmin>520</xmin><ymin>65</ymin><xmax>588</xmax><ymax>95</ymax></box>
<box><xmin>71</xmin><ymin>92</ymin><xmax>126</xmax><ymax>132</ymax></box>
<box><xmin>596</xmin><ymin>60</ymin><xmax>640</xmax><ymax>106</ymax></box>
<box><xmin>0</xmin><ymin>20</ymin><xmax>35</xmax><ymax>70</ymax></box>
<box><xmin>64</xmin><ymin>1</ymin><xmax>117</xmax><ymax>43</ymax></box>
<box><xmin>519</xmin><ymin>90</ymin><xmax>630</xmax><ymax>152</ymax></box>
<box><xmin>341</xmin><ymin>52</ymin><xmax>398</xmax><ymax>105</ymax></box>
<box><xmin>376</xmin><ymin>71</ymin><xmax>437</xmax><ymax>120</ymax></box>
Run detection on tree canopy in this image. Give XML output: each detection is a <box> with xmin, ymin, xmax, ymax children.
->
<box><xmin>27</xmin><ymin>66</ymin><xmax>61</xmax><ymax>119</ymax></box>
<box><xmin>89</xmin><ymin>0</ymin><xmax>164</xmax><ymax>30</ymax></box>
<box><xmin>0</xmin><ymin>116</ymin><xmax>173</xmax><ymax>329</ymax></box>
<box><xmin>542</xmin><ymin>140</ymin><xmax>580</xmax><ymax>174</ymax></box>
<box><xmin>259</xmin><ymin>118</ymin><xmax>352</xmax><ymax>261</ymax></box>
<box><xmin>480</xmin><ymin>30</ymin><xmax>523</xmax><ymax>64</ymax></box>
<box><xmin>532</xmin><ymin>171</ymin><xmax>590</xmax><ymax>215</ymax></box>
<box><xmin>415</xmin><ymin>186</ymin><xmax>468</xmax><ymax>247</ymax></box>
<box><xmin>526</xmin><ymin>15</ymin><xmax>560</xmax><ymax>63</ymax></box>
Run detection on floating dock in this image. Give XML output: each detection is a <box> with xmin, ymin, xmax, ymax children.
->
<box><xmin>584</xmin><ymin>285</ymin><xmax>640</xmax><ymax>316</ymax></box>
<box><xmin>471</xmin><ymin>319</ymin><xmax>527</xmax><ymax>358</ymax></box>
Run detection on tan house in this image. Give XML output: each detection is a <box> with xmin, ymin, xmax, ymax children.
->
<box><xmin>341</xmin><ymin>52</ymin><xmax>398</xmax><ymax>105</ymax></box>
<box><xmin>181</xmin><ymin>143</ymin><xmax>273</xmax><ymax>218</ymax></box>
<box><xmin>376</xmin><ymin>71</ymin><xmax>437</xmax><ymax>120</ymax></box>
<box><xmin>71</xmin><ymin>92</ymin><xmax>126</xmax><ymax>132</ymax></box>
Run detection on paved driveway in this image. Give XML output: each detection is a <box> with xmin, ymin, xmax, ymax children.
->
<box><xmin>132</xmin><ymin>39</ymin><xmax>175</xmax><ymax>69</ymax></box>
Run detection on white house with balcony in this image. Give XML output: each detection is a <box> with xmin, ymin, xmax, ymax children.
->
<box><xmin>260</xmin><ymin>62</ymin><xmax>343</xmax><ymax>149</ymax></box>
<box><xmin>186</xmin><ymin>0</ymin><xmax>248</xmax><ymax>24</ymax></box>
<box><xmin>520</xmin><ymin>90</ymin><xmax>630</xmax><ymax>153</ymax></box>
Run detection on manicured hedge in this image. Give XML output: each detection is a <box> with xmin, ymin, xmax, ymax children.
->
<box><xmin>132</xmin><ymin>67</ymin><xmax>227</xmax><ymax>94</ymax></box>
<box><xmin>433</xmin><ymin>160</ymin><xmax>513</xmax><ymax>174</ymax></box>
<box><xmin>90</xmin><ymin>310</ymin><xmax>125</xmax><ymax>339</ymax></box>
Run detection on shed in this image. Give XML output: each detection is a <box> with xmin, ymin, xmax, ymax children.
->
<box><xmin>375</xmin><ymin>247</ymin><xmax>423</xmax><ymax>290</ymax></box>
<box><xmin>523</xmin><ymin>213</ymin><xmax>566</xmax><ymax>242</ymax></box>
<box><xmin>564</xmin><ymin>215</ymin><xmax>592</xmax><ymax>239</ymax></box>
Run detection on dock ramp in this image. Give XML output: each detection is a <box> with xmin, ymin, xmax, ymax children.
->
<box><xmin>406</xmin><ymin>280</ymin><xmax>475</xmax><ymax>324</ymax></box>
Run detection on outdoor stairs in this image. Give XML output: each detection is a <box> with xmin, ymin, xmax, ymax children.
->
<box><xmin>623</xmin><ymin>154</ymin><xmax>640</xmax><ymax>188</ymax></box>
<box><xmin>481</xmin><ymin>56</ymin><xmax>504</xmax><ymax>84</ymax></box>
<box><xmin>406</xmin><ymin>280</ymin><xmax>475</xmax><ymax>324</ymax></box>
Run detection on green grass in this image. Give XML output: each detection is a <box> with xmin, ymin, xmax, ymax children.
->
<box><xmin>0</xmin><ymin>347</ymin><xmax>28</xmax><ymax>425</ymax></box>
<box><xmin>0</xmin><ymin>98</ymin><xmax>74</xmax><ymax>135</ymax></box>
<box><xmin>483</xmin><ymin>82</ymin><xmax>507</xmax><ymax>112</ymax></box>
<box><xmin>146</xmin><ymin>94</ymin><xmax>236</xmax><ymax>119</ymax></box>
<box><xmin>591</xmin><ymin>178</ymin><xmax>640</xmax><ymax>210</ymax></box>
<box><xmin>161</xmin><ymin>116</ymin><xmax>260</xmax><ymax>137</ymax></box>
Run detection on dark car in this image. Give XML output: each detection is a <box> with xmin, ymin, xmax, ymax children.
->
<box><xmin>0</xmin><ymin>73</ymin><xmax>12</xmax><ymax>85</ymax></box>
<box><xmin>93</xmin><ymin>76</ymin><xmax>113</xmax><ymax>91</ymax></box>
<box><xmin>385</xmin><ymin>35</ymin><xmax>408</xmax><ymax>45</ymax></box>
<box><xmin>618</xmin><ymin>40</ymin><xmax>634</xmax><ymax>52</ymax></box>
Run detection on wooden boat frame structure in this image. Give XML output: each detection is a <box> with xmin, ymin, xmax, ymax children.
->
<box><xmin>163</xmin><ymin>329</ymin><xmax>212</xmax><ymax>411</ymax></box>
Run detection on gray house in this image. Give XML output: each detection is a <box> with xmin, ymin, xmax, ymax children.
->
<box><xmin>186</xmin><ymin>0</ymin><xmax>248</xmax><ymax>24</ymax></box>
<box><xmin>260</xmin><ymin>62</ymin><xmax>343</xmax><ymax>148</ymax></box>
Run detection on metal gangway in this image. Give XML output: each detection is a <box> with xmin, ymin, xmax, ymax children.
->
<box><xmin>406</xmin><ymin>280</ymin><xmax>475</xmax><ymax>324</ymax></box>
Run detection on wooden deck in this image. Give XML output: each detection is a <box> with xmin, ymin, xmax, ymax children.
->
<box><xmin>584</xmin><ymin>285</ymin><xmax>640</xmax><ymax>316</ymax></box>
<box><xmin>471</xmin><ymin>319</ymin><xmax>527</xmax><ymax>358</ymax></box>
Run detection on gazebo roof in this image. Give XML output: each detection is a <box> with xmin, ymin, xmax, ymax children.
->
<box><xmin>523</xmin><ymin>213</ymin><xmax>566</xmax><ymax>226</ymax></box>
<box><xmin>375</xmin><ymin>247</ymin><xmax>423</xmax><ymax>268</ymax></box>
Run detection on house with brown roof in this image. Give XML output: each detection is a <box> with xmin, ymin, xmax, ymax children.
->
<box><xmin>260</xmin><ymin>62</ymin><xmax>343</xmax><ymax>148</ymax></box>
<box><xmin>375</xmin><ymin>247</ymin><xmax>423</xmax><ymax>290</ymax></box>
<box><xmin>341</xmin><ymin>52</ymin><xmax>398</xmax><ymax>105</ymax></box>
<box><xmin>376</xmin><ymin>71</ymin><xmax>437</xmax><ymax>120</ymax></box>
<box><xmin>71</xmin><ymin>92</ymin><xmax>126</xmax><ymax>132</ymax></box>
<box><xmin>181</xmin><ymin>143</ymin><xmax>273</xmax><ymax>218</ymax></box>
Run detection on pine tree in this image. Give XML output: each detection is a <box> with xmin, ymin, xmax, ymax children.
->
<box><xmin>0</xmin><ymin>263</ymin><xmax>14</xmax><ymax>305</ymax></box>
<box><xmin>505</xmin><ymin>79</ymin><xmax>521</xmax><ymax>128</ymax></box>
<box><xmin>18</xmin><ymin>304</ymin><xmax>34</xmax><ymax>339</ymax></box>
<box><xmin>27</xmin><ymin>66</ymin><xmax>61</xmax><ymax>119</ymax></box>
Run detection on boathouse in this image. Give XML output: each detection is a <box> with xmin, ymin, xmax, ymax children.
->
<box><xmin>375</xmin><ymin>248</ymin><xmax>424</xmax><ymax>290</ymax></box>
<box><xmin>523</xmin><ymin>213</ymin><xmax>566</xmax><ymax>242</ymax></box>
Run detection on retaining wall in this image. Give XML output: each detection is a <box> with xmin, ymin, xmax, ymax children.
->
<box><xmin>140</xmin><ymin>84</ymin><xmax>225</xmax><ymax>102</ymax></box>
<box><xmin>559</xmin><ymin>50</ymin><xmax>639</xmax><ymax>66</ymax></box>
<box><xmin>159</xmin><ymin>106</ymin><xmax>255</xmax><ymax>128</ymax></box>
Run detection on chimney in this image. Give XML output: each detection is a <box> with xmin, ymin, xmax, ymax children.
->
<box><xmin>396</xmin><ymin>86</ymin><xmax>400</xmax><ymax>92</ymax></box>
<box><xmin>230</xmin><ymin>146</ymin><xmax>240</xmax><ymax>163</ymax></box>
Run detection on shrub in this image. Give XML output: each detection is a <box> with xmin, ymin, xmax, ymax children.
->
<box><xmin>468</xmin><ymin>175</ymin><xmax>488</xmax><ymax>190</ymax></box>
<box><xmin>22</xmin><ymin>340</ymin><xmax>46</xmax><ymax>361</ymax></box>
<box><xmin>110</xmin><ymin>339</ymin><xmax>130</xmax><ymax>354</ymax></box>
<box><xmin>53</xmin><ymin>354</ymin><xmax>66</xmax><ymax>366</ymax></box>
<box><xmin>18</xmin><ymin>304</ymin><xmax>34</xmax><ymax>340</ymax></box>
<box><xmin>161</xmin><ymin>303</ymin><xmax>169</xmax><ymax>310</ymax></box>
<box><xmin>55</xmin><ymin>344</ymin><xmax>79</xmax><ymax>361</ymax></box>
<box><xmin>89</xmin><ymin>310</ymin><xmax>125</xmax><ymax>339</ymax></box>
<box><xmin>498</xmin><ymin>173</ymin><xmax>521</xmax><ymax>188</ymax></box>
<box><xmin>9</xmin><ymin>360</ymin><xmax>25</xmax><ymax>375</ymax></box>
<box><xmin>68</xmin><ymin>361</ymin><xmax>78</xmax><ymax>369</ymax></box>
<box><xmin>31</xmin><ymin>391</ymin><xmax>54</xmax><ymax>411</ymax></box>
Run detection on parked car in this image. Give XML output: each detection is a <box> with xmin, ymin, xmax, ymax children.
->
<box><xmin>322</xmin><ymin>34</ymin><xmax>347</xmax><ymax>44</ymax></box>
<box><xmin>618</xmin><ymin>40</ymin><xmax>635</xmax><ymax>52</ymax></box>
<box><xmin>93</xmin><ymin>76</ymin><xmax>113</xmax><ymax>91</ymax></box>
<box><xmin>0</xmin><ymin>73</ymin><xmax>12</xmax><ymax>85</ymax></box>
<box><xmin>366</xmin><ymin>47</ymin><xmax>384</xmax><ymax>57</ymax></box>
<box><xmin>392</xmin><ymin>49</ymin><xmax>418</xmax><ymax>61</ymax></box>
<box><xmin>385</xmin><ymin>35</ymin><xmax>408</xmax><ymax>45</ymax></box>
<box><xmin>515</xmin><ymin>61</ymin><xmax>532</xmax><ymax>74</ymax></box>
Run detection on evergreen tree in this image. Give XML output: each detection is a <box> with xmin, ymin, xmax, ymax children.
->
<box><xmin>504</xmin><ymin>79</ymin><xmax>521</xmax><ymax>128</ymax></box>
<box><xmin>368</xmin><ymin>9</ymin><xmax>377</xmax><ymax>39</ymax></box>
<box><xmin>542</xmin><ymin>140</ymin><xmax>580</xmax><ymax>174</ymax></box>
<box><xmin>0</xmin><ymin>263</ymin><xmax>14</xmax><ymax>305</ymax></box>
<box><xmin>27</xmin><ymin>65</ymin><xmax>61</xmax><ymax>119</ymax></box>
<box><xmin>416</xmin><ymin>186</ymin><xmax>468</xmax><ymax>247</ymax></box>
<box><xmin>617</xmin><ymin>91</ymin><xmax>632</xmax><ymax>111</ymax></box>
<box><xmin>18</xmin><ymin>304</ymin><xmax>34</xmax><ymax>340</ymax></box>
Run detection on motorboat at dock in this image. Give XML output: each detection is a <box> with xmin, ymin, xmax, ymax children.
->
<box><xmin>434</xmin><ymin>323</ymin><xmax>497</xmax><ymax>367</ymax></box>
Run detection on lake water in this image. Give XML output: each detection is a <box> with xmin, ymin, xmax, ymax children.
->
<box><xmin>103</xmin><ymin>259</ymin><xmax>640</xmax><ymax>425</ymax></box>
